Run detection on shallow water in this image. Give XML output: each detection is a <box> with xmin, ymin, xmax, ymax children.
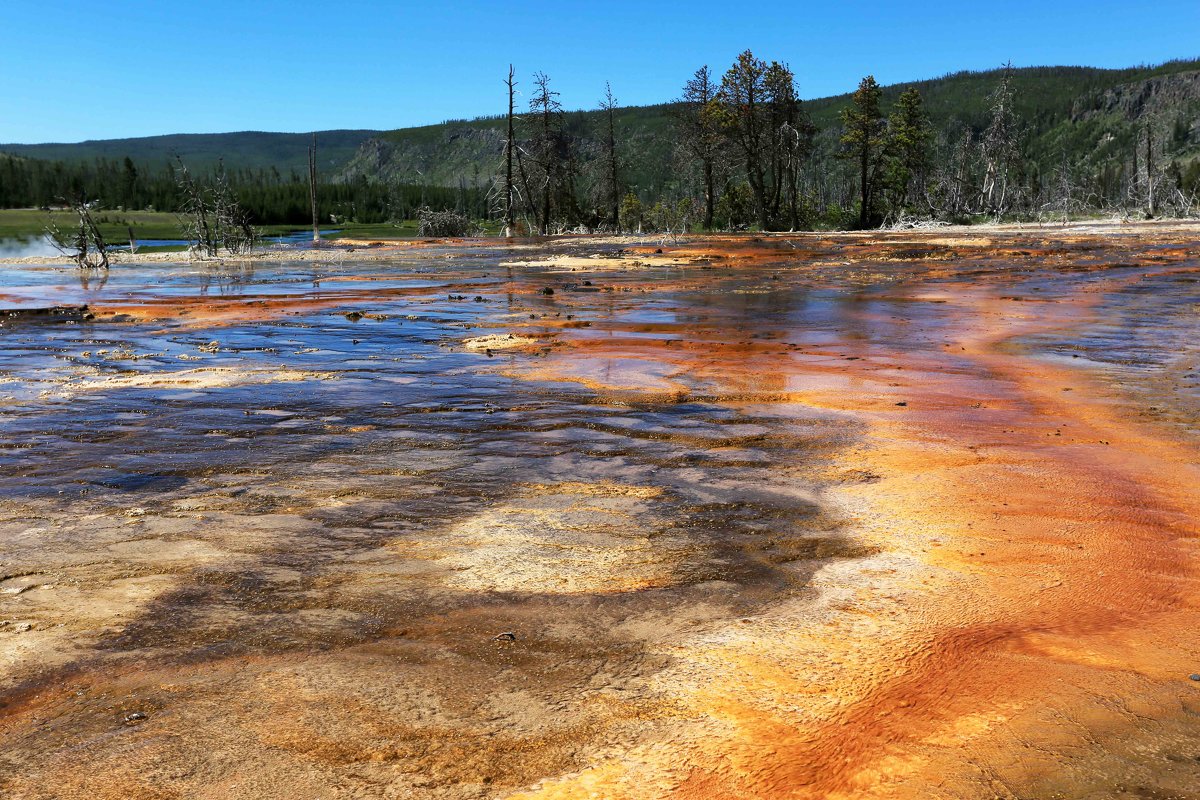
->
<box><xmin>1</xmin><ymin>230</ymin><xmax>1198</xmax><ymax>799</ymax></box>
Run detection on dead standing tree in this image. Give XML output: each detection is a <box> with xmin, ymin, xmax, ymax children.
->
<box><xmin>765</xmin><ymin>62</ymin><xmax>815</xmax><ymax>230</ymax></box>
<box><xmin>490</xmin><ymin>65</ymin><xmax>538</xmax><ymax>235</ymax></box>
<box><xmin>503</xmin><ymin>65</ymin><xmax>517</xmax><ymax>236</ymax></box>
<box><xmin>981</xmin><ymin>63</ymin><xmax>1022</xmax><ymax>218</ymax></box>
<box><xmin>46</xmin><ymin>194</ymin><xmax>109</xmax><ymax>270</ymax></box>
<box><xmin>1041</xmin><ymin>149</ymin><xmax>1089</xmax><ymax>224</ymax></box>
<box><xmin>526</xmin><ymin>72</ymin><xmax>575</xmax><ymax>234</ymax></box>
<box><xmin>176</xmin><ymin>159</ymin><xmax>218</xmax><ymax>257</ymax></box>
<box><xmin>309</xmin><ymin>133</ymin><xmax>320</xmax><ymax>244</ymax></box>
<box><xmin>213</xmin><ymin>163</ymin><xmax>259</xmax><ymax>254</ymax></box>
<box><xmin>175</xmin><ymin>158</ymin><xmax>257</xmax><ymax>258</ymax></box>
<box><xmin>937</xmin><ymin>123</ymin><xmax>978</xmax><ymax>219</ymax></box>
<box><xmin>1138</xmin><ymin>120</ymin><xmax>1174</xmax><ymax>217</ymax></box>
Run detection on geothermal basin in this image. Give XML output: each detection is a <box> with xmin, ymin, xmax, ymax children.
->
<box><xmin>0</xmin><ymin>224</ymin><xmax>1198</xmax><ymax>799</ymax></box>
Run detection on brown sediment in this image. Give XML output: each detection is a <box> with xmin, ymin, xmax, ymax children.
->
<box><xmin>0</xmin><ymin>223</ymin><xmax>1198</xmax><ymax>799</ymax></box>
<box><xmin>501</xmin><ymin>230</ymin><xmax>1200</xmax><ymax>799</ymax></box>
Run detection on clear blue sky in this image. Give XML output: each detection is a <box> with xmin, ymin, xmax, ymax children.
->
<box><xmin>3</xmin><ymin>0</ymin><xmax>1198</xmax><ymax>143</ymax></box>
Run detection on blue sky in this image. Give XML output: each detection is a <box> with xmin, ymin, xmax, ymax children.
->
<box><xmin>2</xmin><ymin>0</ymin><xmax>1198</xmax><ymax>143</ymax></box>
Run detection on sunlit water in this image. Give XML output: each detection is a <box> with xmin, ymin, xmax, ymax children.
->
<box><xmin>1</xmin><ymin>233</ymin><xmax>1198</xmax><ymax>797</ymax></box>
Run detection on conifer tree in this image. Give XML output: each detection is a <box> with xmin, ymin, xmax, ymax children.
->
<box><xmin>838</xmin><ymin>75</ymin><xmax>887</xmax><ymax>228</ymax></box>
<box><xmin>679</xmin><ymin>65</ymin><xmax>722</xmax><ymax>229</ymax></box>
<box><xmin>884</xmin><ymin>88</ymin><xmax>932</xmax><ymax>217</ymax></box>
<box><xmin>718</xmin><ymin>51</ymin><xmax>772</xmax><ymax>230</ymax></box>
<box><xmin>599</xmin><ymin>82</ymin><xmax>621</xmax><ymax>229</ymax></box>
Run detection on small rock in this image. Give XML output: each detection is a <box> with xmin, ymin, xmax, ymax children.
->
<box><xmin>14</xmin><ymin>622</ymin><xmax>33</xmax><ymax>633</ymax></box>
<box><xmin>540</xmin><ymin>287</ymin><xmax>554</xmax><ymax>295</ymax></box>
<box><xmin>895</xmin><ymin>401</ymin><xmax>907</xmax><ymax>407</ymax></box>
<box><xmin>343</xmin><ymin>311</ymin><xmax>363</xmax><ymax>321</ymax></box>
<box><xmin>1190</xmin><ymin>674</ymin><xmax>1200</xmax><ymax>682</ymax></box>
<box><xmin>493</xmin><ymin>632</ymin><xmax>517</xmax><ymax>642</ymax></box>
<box><xmin>124</xmin><ymin>712</ymin><xmax>147</xmax><ymax>724</ymax></box>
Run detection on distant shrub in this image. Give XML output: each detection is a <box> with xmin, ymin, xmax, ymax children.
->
<box><xmin>416</xmin><ymin>208</ymin><xmax>478</xmax><ymax>237</ymax></box>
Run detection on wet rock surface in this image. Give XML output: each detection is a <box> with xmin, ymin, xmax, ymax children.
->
<box><xmin>0</xmin><ymin>226</ymin><xmax>1198</xmax><ymax>798</ymax></box>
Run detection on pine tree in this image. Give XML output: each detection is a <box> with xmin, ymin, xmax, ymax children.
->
<box><xmin>679</xmin><ymin>65</ymin><xmax>722</xmax><ymax>229</ymax></box>
<box><xmin>599</xmin><ymin>82</ymin><xmax>621</xmax><ymax>229</ymax></box>
<box><xmin>718</xmin><ymin>50</ymin><xmax>772</xmax><ymax>230</ymax></box>
<box><xmin>838</xmin><ymin>75</ymin><xmax>887</xmax><ymax>228</ymax></box>
<box><xmin>884</xmin><ymin>88</ymin><xmax>931</xmax><ymax>218</ymax></box>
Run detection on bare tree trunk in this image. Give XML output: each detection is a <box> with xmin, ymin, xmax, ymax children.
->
<box><xmin>504</xmin><ymin>65</ymin><xmax>516</xmax><ymax>237</ymax></box>
<box><xmin>703</xmin><ymin>160</ymin><xmax>714</xmax><ymax>230</ymax></box>
<box><xmin>859</xmin><ymin>144</ymin><xmax>870</xmax><ymax>229</ymax></box>
<box><xmin>1145</xmin><ymin>125</ymin><xmax>1156</xmax><ymax>217</ymax></box>
<box><xmin>515</xmin><ymin>141</ymin><xmax>535</xmax><ymax>233</ymax></box>
<box><xmin>309</xmin><ymin>133</ymin><xmax>320</xmax><ymax>245</ymax></box>
<box><xmin>1130</xmin><ymin>142</ymin><xmax>1139</xmax><ymax>211</ymax></box>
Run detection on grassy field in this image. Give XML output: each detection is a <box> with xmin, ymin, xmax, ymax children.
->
<box><xmin>0</xmin><ymin>209</ymin><xmax>449</xmax><ymax>245</ymax></box>
<box><xmin>0</xmin><ymin>209</ymin><xmax>182</xmax><ymax>241</ymax></box>
<box><xmin>0</xmin><ymin>209</ymin><xmax>289</xmax><ymax>243</ymax></box>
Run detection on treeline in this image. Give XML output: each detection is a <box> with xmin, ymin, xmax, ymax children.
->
<box><xmin>4</xmin><ymin>52</ymin><xmax>1199</xmax><ymax>234</ymax></box>
<box><xmin>0</xmin><ymin>154</ymin><xmax>487</xmax><ymax>226</ymax></box>
<box><xmin>489</xmin><ymin>52</ymin><xmax>1200</xmax><ymax>232</ymax></box>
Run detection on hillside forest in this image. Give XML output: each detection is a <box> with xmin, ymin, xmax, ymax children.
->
<box><xmin>2</xmin><ymin>53</ymin><xmax>1199</xmax><ymax>235</ymax></box>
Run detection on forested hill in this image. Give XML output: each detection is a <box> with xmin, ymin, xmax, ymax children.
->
<box><xmin>0</xmin><ymin>130</ymin><xmax>380</xmax><ymax>174</ymax></box>
<box><xmin>2</xmin><ymin>57</ymin><xmax>1198</xmax><ymax>207</ymax></box>
<box><xmin>342</xmin><ymin>59</ymin><xmax>1200</xmax><ymax>197</ymax></box>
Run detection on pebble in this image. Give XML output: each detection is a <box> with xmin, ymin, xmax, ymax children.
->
<box><xmin>1189</xmin><ymin>674</ymin><xmax>1200</xmax><ymax>682</ymax></box>
<box><xmin>493</xmin><ymin>632</ymin><xmax>517</xmax><ymax>642</ymax></box>
<box><xmin>124</xmin><ymin>712</ymin><xmax>147</xmax><ymax>724</ymax></box>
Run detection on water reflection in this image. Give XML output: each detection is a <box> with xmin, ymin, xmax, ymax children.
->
<box><xmin>76</xmin><ymin>265</ymin><xmax>109</xmax><ymax>292</ymax></box>
<box><xmin>199</xmin><ymin>260</ymin><xmax>256</xmax><ymax>295</ymax></box>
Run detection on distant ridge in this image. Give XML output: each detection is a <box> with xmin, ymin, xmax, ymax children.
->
<box><xmin>4</xmin><ymin>58</ymin><xmax>1199</xmax><ymax>197</ymax></box>
<box><xmin>0</xmin><ymin>130</ymin><xmax>381</xmax><ymax>174</ymax></box>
